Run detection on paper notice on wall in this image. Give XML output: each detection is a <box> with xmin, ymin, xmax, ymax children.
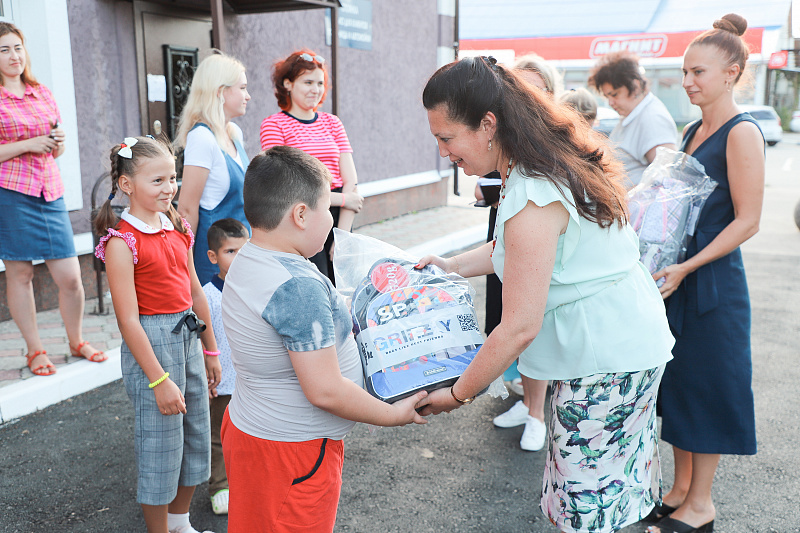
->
<box><xmin>147</xmin><ymin>74</ymin><xmax>167</xmax><ymax>102</ymax></box>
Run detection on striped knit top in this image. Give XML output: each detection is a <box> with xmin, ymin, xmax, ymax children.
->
<box><xmin>260</xmin><ymin>111</ymin><xmax>353</xmax><ymax>189</ymax></box>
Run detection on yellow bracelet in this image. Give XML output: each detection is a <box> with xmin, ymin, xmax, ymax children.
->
<box><xmin>148</xmin><ymin>372</ymin><xmax>169</xmax><ymax>389</ymax></box>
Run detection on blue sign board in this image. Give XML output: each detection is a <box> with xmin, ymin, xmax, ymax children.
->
<box><xmin>326</xmin><ymin>0</ymin><xmax>373</xmax><ymax>51</ymax></box>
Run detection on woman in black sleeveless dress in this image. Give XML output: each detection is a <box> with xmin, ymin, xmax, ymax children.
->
<box><xmin>646</xmin><ymin>14</ymin><xmax>765</xmax><ymax>533</ymax></box>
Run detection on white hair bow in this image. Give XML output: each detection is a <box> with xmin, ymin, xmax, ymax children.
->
<box><xmin>118</xmin><ymin>137</ymin><xmax>138</xmax><ymax>159</ymax></box>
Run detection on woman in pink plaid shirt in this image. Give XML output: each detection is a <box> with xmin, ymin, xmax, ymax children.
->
<box><xmin>0</xmin><ymin>22</ymin><xmax>105</xmax><ymax>376</ymax></box>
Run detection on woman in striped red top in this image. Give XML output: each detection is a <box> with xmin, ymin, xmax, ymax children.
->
<box><xmin>260</xmin><ymin>49</ymin><xmax>363</xmax><ymax>284</ymax></box>
<box><xmin>0</xmin><ymin>22</ymin><xmax>105</xmax><ymax>377</ymax></box>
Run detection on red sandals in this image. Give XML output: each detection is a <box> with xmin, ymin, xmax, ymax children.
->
<box><xmin>26</xmin><ymin>350</ymin><xmax>56</xmax><ymax>376</ymax></box>
<box><xmin>69</xmin><ymin>341</ymin><xmax>107</xmax><ymax>363</ymax></box>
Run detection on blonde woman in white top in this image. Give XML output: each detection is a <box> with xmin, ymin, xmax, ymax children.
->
<box><xmin>176</xmin><ymin>53</ymin><xmax>251</xmax><ymax>285</ymax></box>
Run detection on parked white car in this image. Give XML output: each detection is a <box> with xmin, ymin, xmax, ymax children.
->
<box><xmin>789</xmin><ymin>110</ymin><xmax>800</xmax><ymax>133</ymax></box>
<box><xmin>739</xmin><ymin>105</ymin><xmax>782</xmax><ymax>146</ymax></box>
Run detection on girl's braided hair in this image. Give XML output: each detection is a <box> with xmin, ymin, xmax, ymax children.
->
<box><xmin>93</xmin><ymin>136</ymin><xmax>184</xmax><ymax>236</ymax></box>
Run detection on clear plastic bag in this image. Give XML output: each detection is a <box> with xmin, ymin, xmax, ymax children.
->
<box><xmin>333</xmin><ymin>229</ymin><xmax>507</xmax><ymax>403</ymax></box>
<box><xmin>627</xmin><ymin>147</ymin><xmax>717</xmax><ymax>285</ymax></box>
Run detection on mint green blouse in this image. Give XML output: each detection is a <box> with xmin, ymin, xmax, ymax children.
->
<box><xmin>491</xmin><ymin>168</ymin><xmax>674</xmax><ymax>380</ymax></box>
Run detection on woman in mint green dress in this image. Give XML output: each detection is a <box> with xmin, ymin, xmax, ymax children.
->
<box><xmin>417</xmin><ymin>56</ymin><xmax>674</xmax><ymax>533</ymax></box>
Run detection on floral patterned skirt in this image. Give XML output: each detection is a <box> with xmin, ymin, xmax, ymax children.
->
<box><xmin>541</xmin><ymin>365</ymin><xmax>665</xmax><ymax>533</ymax></box>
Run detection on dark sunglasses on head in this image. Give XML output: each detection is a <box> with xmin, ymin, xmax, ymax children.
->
<box><xmin>299</xmin><ymin>53</ymin><xmax>325</xmax><ymax>64</ymax></box>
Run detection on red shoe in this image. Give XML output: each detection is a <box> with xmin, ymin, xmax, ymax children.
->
<box><xmin>26</xmin><ymin>350</ymin><xmax>56</xmax><ymax>376</ymax></box>
<box><xmin>69</xmin><ymin>341</ymin><xmax>107</xmax><ymax>362</ymax></box>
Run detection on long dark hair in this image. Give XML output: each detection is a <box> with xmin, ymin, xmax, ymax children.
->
<box><xmin>423</xmin><ymin>56</ymin><xmax>627</xmax><ymax>228</ymax></box>
<box><xmin>93</xmin><ymin>136</ymin><xmax>185</xmax><ymax>236</ymax></box>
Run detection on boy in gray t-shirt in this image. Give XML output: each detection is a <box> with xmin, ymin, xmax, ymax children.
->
<box><xmin>221</xmin><ymin>146</ymin><xmax>430</xmax><ymax>532</ymax></box>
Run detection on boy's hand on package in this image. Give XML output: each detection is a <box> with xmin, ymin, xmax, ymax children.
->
<box><xmin>154</xmin><ymin>379</ymin><xmax>187</xmax><ymax>415</ymax></box>
<box><xmin>205</xmin><ymin>356</ymin><xmax>222</xmax><ymax>391</ymax></box>
<box><xmin>393</xmin><ymin>390</ymin><xmax>430</xmax><ymax>425</ymax></box>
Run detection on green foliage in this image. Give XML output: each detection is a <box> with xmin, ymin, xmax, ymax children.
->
<box><xmin>774</xmin><ymin>69</ymin><xmax>800</xmax><ymax>131</ymax></box>
<box><xmin>776</xmin><ymin>105</ymin><xmax>793</xmax><ymax>132</ymax></box>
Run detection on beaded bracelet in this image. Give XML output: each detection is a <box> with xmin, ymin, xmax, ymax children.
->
<box><xmin>148</xmin><ymin>372</ymin><xmax>169</xmax><ymax>389</ymax></box>
<box><xmin>203</xmin><ymin>349</ymin><xmax>220</xmax><ymax>356</ymax></box>
<box><xmin>340</xmin><ymin>193</ymin><xmax>346</xmax><ymax>208</ymax></box>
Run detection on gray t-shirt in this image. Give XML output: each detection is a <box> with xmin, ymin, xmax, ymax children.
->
<box><xmin>222</xmin><ymin>242</ymin><xmax>363</xmax><ymax>442</ymax></box>
<box><xmin>610</xmin><ymin>92</ymin><xmax>677</xmax><ymax>189</ymax></box>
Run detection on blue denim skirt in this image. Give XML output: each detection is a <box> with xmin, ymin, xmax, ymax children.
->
<box><xmin>0</xmin><ymin>187</ymin><xmax>76</xmax><ymax>261</ymax></box>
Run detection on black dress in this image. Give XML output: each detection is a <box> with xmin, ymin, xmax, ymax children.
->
<box><xmin>485</xmin><ymin>204</ymin><xmax>503</xmax><ymax>335</ymax></box>
<box><xmin>660</xmin><ymin>113</ymin><xmax>760</xmax><ymax>455</ymax></box>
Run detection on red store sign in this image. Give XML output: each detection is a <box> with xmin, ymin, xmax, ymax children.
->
<box><xmin>768</xmin><ymin>50</ymin><xmax>788</xmax><ymax>69</ymax></box>
<box><xmin>590</xmin><ymin>34</ymin><xmax>668</xmax><ymax>58</ymax></box>
<box><xmin>461</xmin><ymin>28</ymin><xmax>763</xmax><ymax>61</ymax></box>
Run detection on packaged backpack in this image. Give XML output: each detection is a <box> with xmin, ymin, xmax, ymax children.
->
<box><xmin>628</xmin><ymin>147</ymin><xmax>717</xmax><ymax>285</ymax></box>
<box><xmin>333</xmin><ymin>230</ymin><xmax>504</xmax><ymax>404</ymax></box>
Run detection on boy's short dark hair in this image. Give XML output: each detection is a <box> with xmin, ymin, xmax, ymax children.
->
<box><xmin>243</xmin><ymin>145</ymin><xmax>332</xmax><ymax>231</ymax></box>
<box><xmin>207</xmin><ymin>218</ymin><xmax>249</xmax><ymax>252</ymax></box>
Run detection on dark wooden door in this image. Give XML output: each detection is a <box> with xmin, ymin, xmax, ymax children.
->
<box><xmin>134</xmin><ymin>1</ymin><xmax>212</xmax><ymax>141</ymax></box>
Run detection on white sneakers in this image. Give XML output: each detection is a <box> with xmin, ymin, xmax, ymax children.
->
<box><xmin>520</xmin><ymin>415</ymin><xmax>547</xmax><ymax>452</ymax></box>
<box><xmin>169</xmin><ymin>524</ymin><xmax>214</xmax><ymax>533</ymax></box>
<box><xmin>492</xmin><ymin>400</ymin><xmax>530</xmax><ymax>428</ymax></box>
<box><xmin>493</xmin><ymin>400</ymin><xmax>547</xmax><ymax>452</ymax></box>
<box><xmin>210</xmin><ymin>488</ymin><xmax>229</xmax><ymax>515</ymax></box>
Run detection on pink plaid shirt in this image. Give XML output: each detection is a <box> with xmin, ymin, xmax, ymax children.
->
<box><xmin>0</xmin><ymin>83</ymin><xmax>63</xmax><ymax>201</ymax></box>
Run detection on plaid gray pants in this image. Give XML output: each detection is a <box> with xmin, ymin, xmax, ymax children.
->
<box><xmin>121</xmin><ymin>309</ymin><xmax>211</xmax><ymax>505</ymax></box>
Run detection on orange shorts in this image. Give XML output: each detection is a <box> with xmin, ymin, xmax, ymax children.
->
<box><xmin>221</xmin><ymin>408</ymin><xmax>344</xmax><ymax>533</ymax></box>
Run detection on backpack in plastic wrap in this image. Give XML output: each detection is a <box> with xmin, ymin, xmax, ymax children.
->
<box><xmin>628</xmin><ymin>147</ymin><xmax>717</xmax><ymax>285</ymax></box>
<box><xmin>333</xmin><ymin>229</ymin><xmax>505</xmax><ymax>404</ymax></box>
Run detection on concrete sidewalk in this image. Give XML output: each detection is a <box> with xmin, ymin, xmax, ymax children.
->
<box><xmin>0</xmin><ymin>178</ymin><xmax>490</xmax><ymax>424</ymax></box>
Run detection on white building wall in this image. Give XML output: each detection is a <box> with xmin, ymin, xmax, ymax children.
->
<box><xmin>9</xmin><ymin>0</ymin><xmax>82</xmax><ymax>211</ymax></box>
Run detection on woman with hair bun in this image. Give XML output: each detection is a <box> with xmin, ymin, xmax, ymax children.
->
<box><xmin>646</xmin><ymin>13</ymin><xmax>765</xmax><ymax>533</ymax></box>
<box><xmin>589</xmin><ymin>50</ymin><xmax>678</xmax><ymax>189</ymax></box>
<box><xmin>417</xmin><ymin>55</ymin><xmax>674</xmax><ymax>533</ymax></box>
<box><xmin>260</xmin><ymin>49</ymin><xmax>363</xmax><ymax>284</ymax></box>
<box><xmin>176</xmin><ymin>52</ymin><xmax>251</xmax><ymax>286</ymax></box>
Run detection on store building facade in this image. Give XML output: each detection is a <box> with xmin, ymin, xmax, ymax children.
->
<box><xmin>459</xmin><ymin>0</ymin><xmax>794</xmax><ymax>125</ymax></box>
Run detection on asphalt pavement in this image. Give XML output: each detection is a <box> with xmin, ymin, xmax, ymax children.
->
<box><xmin>2</xmin><ymin>140</ymin><xmax>800</xmax><ymax>532</ymax></box>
